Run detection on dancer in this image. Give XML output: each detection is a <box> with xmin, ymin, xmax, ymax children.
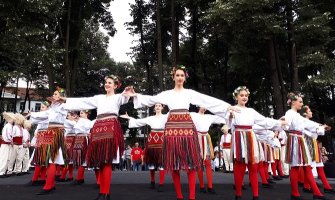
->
<box><xmin>300</xmin><ymin>105</ymin><xmax>334</xmax><ymax>194</ymax></box>
<box><xmin>7</xmin><ymin>113</ymin><xmax>26</xmax><ymax>176</ymax></box>
<box><xmin>125</xmin><ymin>66</ymin><xmax>237</xmax><ymax>200</ymax></box>
<box><xmin>64</xmin><ymin>75</ymin><xmax>129</xmax><ymax>200</ymax></box>
<box><xmin>190</xmin><ymin>106</ymin><xmax>225</xmax><ymax>194</ymax></box>
<box><xmin>28</xmin><ymin>101</ymin><xmax>50</xmax><ymax>185</ymax></box>
<box><xmin>72</xmin><ymin>110</ymin><xmax>94</xmax><ymax>185</ymax></box>
<box><xmin>227</xmin><ymin>86</ymin><xmax>286</xmax><ymax>200</ymax></box>
<box><xmin>270</xmin><ymin>130</ymin><xmax>285</xmax><ymax>180</ymax></box>
<box><xmin>121</xmin><ymin>103</ymin><xmax>168</xmax><ymax>192</ymax></box>
<box><xmin>21</xmin><ymin>120</ymin><xmax>32</xmax><ymax>174</ymax></box>
<box><xmin>219</xmin><ymin>125</ymin><xmax>233</xmax><ymax>173</ymax></box>
<box><xmin>278</xmin><ymin>129</ymin><xmax>289</xmax><ymax>177</ymax></box>
<box><xmin>284</xmin><ymin>92</ymin><xmax>327</xmax><ymax>200</ymax></box>
<box><xmin>30</xmin><ymin>87</ymin><xmax>67</xmax><ymax>195</ymax></box>
<box><xmin>0</xmin><ymin>112</ymin><xmax>15</xmax><ymax>178</ymax></box>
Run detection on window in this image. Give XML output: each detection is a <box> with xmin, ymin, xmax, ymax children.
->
<box><xmin>35</xmin><ymin>103</ymin><xmax>41</xmax><ymax>112</ymax></box>
<box><xmin>19</xmin><ymin>102</ymin><xmax>25</xmax><ymax>112</ymax></box>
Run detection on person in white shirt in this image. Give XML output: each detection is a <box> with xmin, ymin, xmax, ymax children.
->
<box><xmin>64</xmin><ymin>75</ymin><xmax>129</xmax><ymax>200</ymax></box>
<box><xmin>125</xmin><ymin>66</ymin><xmax>236</xmax><ymax>200</ymax></box>
<box><xmin>0</xmin><ymin>112</ymin><xmax>15</xmax><ymax>177</ymax></box>
<box><xmin>121</xmin><ymin>103</ymin><xmax>168</xmax><ymax>191</ymax></box>
<box><xmin>278</xmin><ymin>129</ymin><xmax>289</xmax><ymax>176</ymax></box>
<box><xmin>30</xmin><ymin>87</ymin><xmax>68</xmax><ymax>195</ymax></box>
<box><xmin>190</xmin><ymin>107</ymin><xmax>225</xmax><ymax>194</ymax></box>
<box><xmin>284</xmin><ymin>92</ymin><xmax>327</xmax><ymax>200</ymax></box>
<box><xmin>72</xmin><ymin>110</ymin><xmax>94</xmax><ymax>185</ymax></box>
<box><xmin>213</xmin><ymin>151</ymin><xmax>223</xmax><ymax>171</ymax></box>
<box><xmin>28</xmin><ymin>101</ymin><xmax>49</xmax><ymax>185</ymax></box>
<box><xmin>228</xmin><ymin>86</ymin><xmax>286</xmax><ymax>200</ymax></box>
<box><xmin>7</xmin><ymin>113</ymin><xmax>25</xmax><ymax>175</ymax></box>
<box><xmin>21</xmin><ymin>120</ymin><xmax>32</xmax><ymax>174</ymax></box>
<box><xmin>219</xmin><ymin>124</ymin><xmax>233</xmax><ymax>173</ymax></box>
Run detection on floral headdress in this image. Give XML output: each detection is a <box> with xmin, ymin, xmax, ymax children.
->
<box><xmin>42</xmin><ymin>101</ymin><xmax>50</xmax><ymax>107</ymax></box>
<box><xmin>56</xmin><ymin>86</ymin><xmax>66</xmax><ymax>96</ymax></box>
<box><xmin>232</xmin><ymin>86</ymin><xmax>250</xmax><ymax>100</ymax></box>
<box><xmin>170</xmin><ymin>65</ymin><xmax>189</xmax><ymax>78</ymax></box>
<box><xmin>287</xmin><ymin>92</ymin><xmax>303</xmax><ymax>106</ymax></box>
<box><xmin>105</xmin><ymin>75</ymin><xmax>122</xmax><ymax>88</ymax></box>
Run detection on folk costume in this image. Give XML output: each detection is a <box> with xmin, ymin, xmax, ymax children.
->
<box><xmin>128</xmin><ymin>114</ymin><xmax>168</xmax><ymax>190</ymax></box>
<box><xmin>219</xmin><ymin>132</ymin><xmax>233</xmax><ymax>172</ymax></box>
<box><xmin>65</xmin><ymin>93</ymin><xmax>129</xmax><ymax>198</ymax></box>
<box><xmin>133</xmin><ymin>89</ymin><xmax>231</xmax><ymax>200</ymax></box>
<box><xmin>0</xmin><ymin>113</ymin><xmax>15</xmax><ymax>177</ymax></box>
<box><xmin>190</xmin><ymin>112</ymin><xmax>225</xmax><ymax>193</ymax></box>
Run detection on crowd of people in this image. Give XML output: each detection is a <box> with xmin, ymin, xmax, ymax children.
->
<box><xmin>0</xmin><ymin>66</ymin><xmax>334</xmax><ymax>200</ymax></box>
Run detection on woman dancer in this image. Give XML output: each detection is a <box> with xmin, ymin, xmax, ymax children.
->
<box><xmin>284</xmin><ymin>92</ymin><xmax>327</xmax><ymax>200</ymax></box>
<box><xmin>64</xmin><ymin>75</ymin><xmax>129</xmax><ymax>200</ymax></box>
<box><xmin>190</xmin><ymin>107</ymin><xmax>225</xmax><ymax>194</ymax></box>
<box><xmin>228</xmin><ymin>86</ymin><xmax>286</xmax><ymax>200</ymax></box>
<box><xmin>28</xmin><ymin>101</ymin><xmax>50</xmax><ymax>185</ymax></box>
<box><xmin>125</xmin><ymin>66</ymin><xmax>236</xmax><ymax>200</ymax></box>
<box><xmin>300</xmin><ymin>105</ymin><xmax>334</xmax><ymax>194</ymax></box>
<box><xmin>121</xmin><ymin>103</ymin><xmax>168</xmax><ymax>192</ymax></box>
<box><xmin>72</xmin><ymin>110</ymin><xmax>94</xmax><ymax>185</ymax></box>
<box><xmin>30</xmin><ymin>87</ymin><xmax>67</xmax><ymax>195</ymax></box>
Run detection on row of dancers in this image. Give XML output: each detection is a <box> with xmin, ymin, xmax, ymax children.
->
<box><xmin>0</xmin><ymin>65</ymin><xmax>333</xmax><ymax>200</ymax></box>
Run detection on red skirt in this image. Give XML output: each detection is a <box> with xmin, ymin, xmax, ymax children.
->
<box><xmin>72</xmin><ymin>134</ymin><xmax>89</xmax><ymax>167</ymax></box>
<box><xmin>163</xmin><ymin>110</ymin><xmax>201</xmax><ymax>171</ymax></box>
<box><xmin>144</xmin><ymin>130</ymin><xmax>164</xmax><ymax>167</ymax></box>
<box><xmin>35</xmin><ymin>126</ymin><xmax>65</xmax><ymax>165</ymax></box>
<box><xmin>86</xmin><ymin>117</ymin><xmax>124</xmax><ymax>168</ymax></box>
<box><xmin>65</xmin><ymin>135</ymin><xmax>76</xmax><ymax>163</ymax></box>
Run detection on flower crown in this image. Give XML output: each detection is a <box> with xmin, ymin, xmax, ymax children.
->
<box><xmin>56</xmin><ymin>86</ymin><xmax>65</xmax><ymax>94</ymax></box>
<box><xmin>232</xmin><ymin>86</ymin><xmax>250</xmax><ymax>100</ymax></box>
<box><xmin>105</xmin><ymin>75</ymin><xmax>122</xmax><ymax>88</ymax></box>
<box><xmin>287</xmin><ymin>93</ymin><xmax>303</xmax><ymax>105</ymax></box>
<box><xmin>42</xmin><ymin>101</ymin><xmax>50</xmax><ymax>107</ymax></box>
<box><xmin>170</xmin><ymin>65</ymin><xmax>189</xmax><ymax>78</ymax></box>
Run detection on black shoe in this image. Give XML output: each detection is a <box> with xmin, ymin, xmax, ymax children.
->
<box><xmin>15</xmin><ymin>172</ymin><xmax>22</xmax><ymax>176</ymax></box>
<box><xmin>25</xmin><ymin>181</ymin><xmax>40</xmax><ymax>186</ymax></box>
<box><xmin>280</xmin><ymin>175</ymin><xmax>289</xmax><ymax>178</ymax></box>
<box><xmin>36</xmin><ymin>187</ymin><xmax>55</xmax><ymax>195</ymax></box>
<box><xmin>37</xmin><ymin>180</ymin><xmax>46</xmax><ymax>185</ymax></box>
<box><xmin>291</xmin><ymin>195</ymin><xmax>304</xmax><ymax>200</ymax></box>
<box><xmin>65</xmin><ymin>178</ymin><xmax>73</xmax><ymax>182</ymax></box>
<box><xmin>200</xmin><ymin>187</ymin><xmax>207</xmax><ymax>193</ymax></box>
<box><xmin>94</xmin><ymin>193</ymin><xmax>102</xmax><ymax>200</ymax></box>
<box><xmin>235</xmin><ymin>196</ymin><xmax>242</xmax><ymax>200</ymax></box>
<box><xmin>324</xmin><ymin>188</ymin><xmax>335</xmax><ymax>194</ymax></box>
<box><xmin>101</xmin><ymin>194</ymin><xmax>110</xmax><ymax>200</ymax></box>
<box><xmin>267</xmin><ymin>179</ymin><xmax>276</xmax><ymax>184</ymax></box>
<box><xmin>207</xmin><ymin>188</ymin><xmax>216</xmax><ymax>194</ymax></box>
<box><xmin>253</xmin><ymin>197</ymin><xmax>259</xmax><ymax>200</ymax></box>
<box><xmin>72</xmin><ymin>179</ymin><xmax>85</xmax><ymax>185</ymax></box>
<box><xmin>157</xmin><ymin>184</ymin><xmax>164</xmax><ymax>192</ymax></box>
<box><xmin>150</xmin><ymin>181</ymin><xmax>155</xmax><ymax>189</ymax></box>
<box><xmin>177</xmin><ymin>198</ymin><xmax>183</xmax><ymax>200</ymax></box>
<box><xmin>313</xmin><ymin>195</ymin><xmax>327</xmax><ymax>200</ymax></box>
<box><xmin>302</xmin><ymin>187</ymin><xmax>312</xmax><ymax>193</ymax></box>
<box><xmin>262</xmin><ymin>183</ymin><xmax>274</xmax><ymax>189</ymax></box>
<box><xmin>0</xmin><ymin>174</ymin><xmax>8</xmax><ymax>178</ymax></box>
<box><xmin>273</xmin><ymin>176</ymin><xmax>282</xmax><ymax>180</ymax></box>
<box><xmin>57</xmin><ymin>178</ymin><xmax>66</xmax><ymax>182</ymax></box>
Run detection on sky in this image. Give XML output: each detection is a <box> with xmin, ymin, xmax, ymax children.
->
<box><xmin>102</xmin><ymin>0</ymin><xmax>136</xmax><ymax>63</ymax></box>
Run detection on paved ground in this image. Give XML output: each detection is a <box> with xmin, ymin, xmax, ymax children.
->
<box><xmin>0</xmin><ymin>170</ymin><xmax>334</xmax><ymax>200</ymax></box>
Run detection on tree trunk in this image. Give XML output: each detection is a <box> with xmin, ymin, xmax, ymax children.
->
<box><xmin>171</xmin><ymin>0</ymin><xmax>176</xmax><ymax>67</ymax></box>
<box><xmin>274</xmin><ymin>40</ymin><xmax>287</xmax><ymax>111</ymax></box>
<box><xmin>190</xmin><ymin>3</ymin><xmax>199</xmax><ymax>90</ymax></box>
<box><xmin>13</xmin><ymin>77</ymin><xmax>19</xmax><ymax>113</ymax></box>
<box><xmin>157</xmin><ymin>0</ymin><xmax>163</xmax><ymax>91</ymax></box>
<box><xmin>286</xmin><ymin>0</ymin><xmax>298</xmax><ymax>91</ymax></box>
<box><xmin>64</xmin><ymin>0</ymin><xmax>71</xmax><ymax>96</ymax></box>
<box><xmin>268</xmin><ymin>39</ymin><xmax>285</xmax><ymax>118</ymax></box>
<box><xmin>45</xmin><ymin>60</ymin><xmax>55</xmax><ymax>95</ymax></box>
<box><xmin>21</xmin><ymin>79</ymin><xmax>30</xmax><ymax>113</ymax></box>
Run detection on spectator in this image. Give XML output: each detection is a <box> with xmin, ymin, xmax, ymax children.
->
<box><xmin>124</xmin><ymin>145</ymin><xmax>132</xmax><ymax>170</ymax></box>
<box><xmin>213</xmin><ymin>151</ymin><xmax>223</xmax><ymax>172</ymax></box>
<box><xmin>131</xmin><ymin>142</ymin><xmax>143</xmax><ymax>171</ymax></box>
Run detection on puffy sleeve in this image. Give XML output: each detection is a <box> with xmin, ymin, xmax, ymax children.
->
<box><xmin>207</xmin><ymin>114</ymin><xmax>226</xmax><ymax>125</ymax></box>
<box><xmin>304</xmin><ymin>119</ymin><xmax>325</xmax><ymax>136</ymax></box>
<box><xmin>133</xmin><ymin>92</ymin><xmax>167</xmax><ymax>109</ymax></box>
<box><xmin>128</xmin><ymin>117</ymin><xmax>150</xmax><ymax>128</ymax></box>
<box><xmin>116</xmin><ymin>93</ymin><xmax>130</xmax><ymax>106</ymax></box>
<box><xmin>30</xmin><ymin>111</ymin><xmax>49</xmax><ymax>124</ymax></box>
<box><xmin>284</xmin><ymin>110</ymin><xmax>294</xmax><ymax>130</ymax></box>
<box><xmin>252</xmin><ymin>109</ymin><xmax>281</xmax><ymax>130</ymax></box>
<box><xmin>189</xmin><ymin>90</ymin><xmax>231</xmax><ymax>118</ymax></box>
<box><xmin>65</xmin><ymin>95</ymin><xmax>98</xmax><ymax>111</ymax></box>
